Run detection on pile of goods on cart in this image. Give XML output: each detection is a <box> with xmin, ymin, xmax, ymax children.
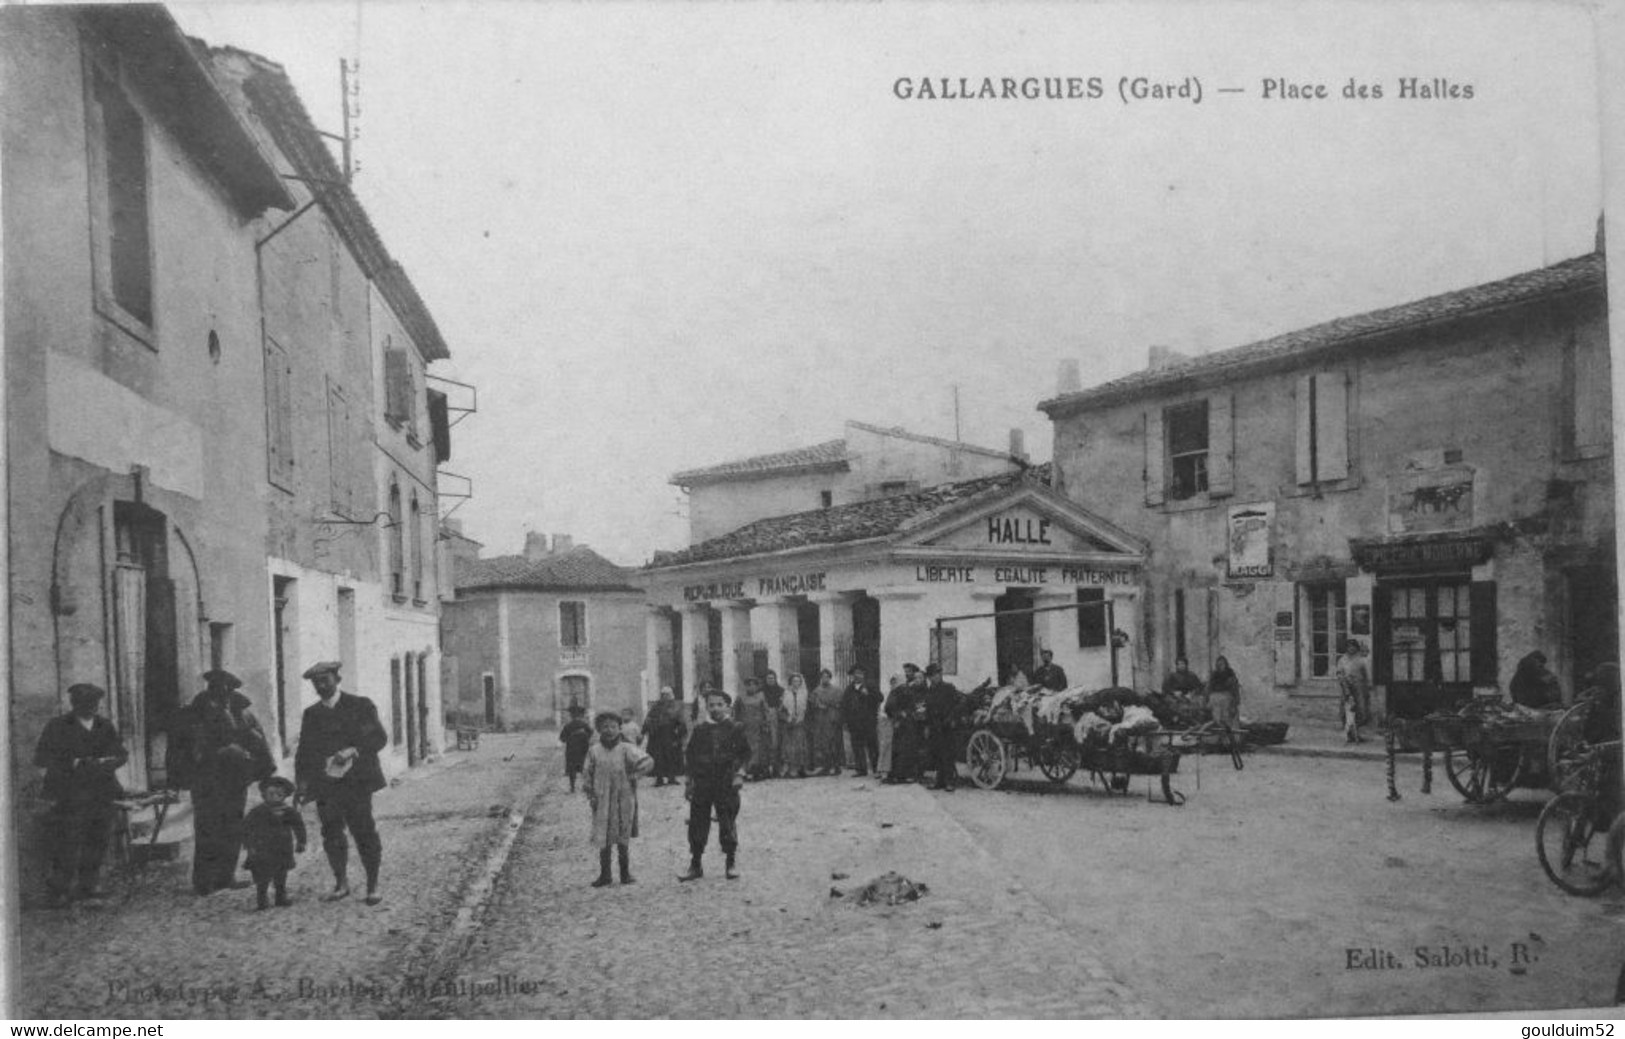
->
<box><xmin>1386</xmin><ymin>694</ymin><xmax>1572</xmax><ymax>805</ymax></box>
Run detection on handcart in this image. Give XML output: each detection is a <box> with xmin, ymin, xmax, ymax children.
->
<box><xmin>1383</xmin><ymin>700</ymin><xmax>1565</xmax><ymax>804</ymax></box>
<box><xmin>958</xmin><ymin>706</ymin><xmax>1184</xmax><ymax>805</ymax></box>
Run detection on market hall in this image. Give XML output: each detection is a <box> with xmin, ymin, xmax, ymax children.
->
<box><xmin>642</xmin><ymin>468</ymin><xmax>1148</xmax><ymax>703</ymax></box>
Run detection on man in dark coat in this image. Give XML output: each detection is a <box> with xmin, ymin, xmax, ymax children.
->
<box><xmin>558</xmin><ymin>703</ymin><xmax>594</xmax><ymax>792</ymax></box>
<box><xmin>841</xmin><ymin>665</ymin><xmax>883</xmax><ymax>776</ymax></box>
<box><xmin>679</xmin><ymin>689</ymin><xmax>753</xmax><ymax>882</ymax></box>
<box><xmin>922</xmin><ymin>663</ymin><xmax>963</xmax><ymax>791</ymax></box>
<box><xmin>34</xmin><ymin>683</ymin><xmax>127</xmax><ymax>906</ymax></box>
<box><xmin>168</xmin><ymin>669</ymin><xmax>274</xmax><ymax>895</ymax></box>
<box><xmin>1033</xmin><ymin>650</ymin><xmax>1069</xmax><ymax>692</ymax></box>
<box><xmin>884</xmin><ymin>664</ymin><xmax>924</xmax><ymax>785</ymax></box>
<box><xmin>294</xmin><ymin>661</ymin><xmax>388</xmax><ymax>905</ymax></box>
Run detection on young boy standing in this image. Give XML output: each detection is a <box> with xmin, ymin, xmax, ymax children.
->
<box><xmin>558</xmin><ymin>704</ymin><xmax>594</xmax><ymax>792</ymax></box>
<box><xmin>583</xmin><ymin>711</ymin><xmax>653</xmax><ymax>887</ymax></box>
<box><xmin>679</xmin><ymin>690</ymin><xmax>753</xmax><ymax>882</ymax></box>
<box><xmin>242</xmin><ymin>776</ymin><xmax>307</xmax><ymax>909</ymax></box>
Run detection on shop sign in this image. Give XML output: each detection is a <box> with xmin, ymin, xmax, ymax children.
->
<box><xmin>1351</xmin><ymin>537</ymin><xmax>1493</xmax><ymax>572</ymax></box>
<box><xmin>985</xmin><ymin>512</ymin><xmax>1052</xmax><ymax>546</ymax></box>
<box><xmin>1227</xmin><ymin>503</ymin><xmax>1275</xmax><ymax>579</ymax></box>
<box><xmin>1388</xmin><ymin>465</ymin><xmax>1474</xmax><ymax>534</ymax></box>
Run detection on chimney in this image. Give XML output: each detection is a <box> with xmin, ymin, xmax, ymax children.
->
<box><xmin>551</xmin><ymin>533</ymin><xmax>574</xmax><ymax>554</ymax></box>
<box><xmin>1056</xmin><ymin>359</ymin><xmax>1082</xmax><ymax>395</ymax></box>
<box><xmin>443</xmin><ymin>518</ymin><xmax>464</xmax><ymax>537</ymax></box>
<box><xmin>1008</xmin><ymin>428</ymin><xmax>1027</xmax><ymax>462</ymax></box>
<box><xmin>522</xmin><ymin>531</ymin><xmax>550</xmax><ymax>561</ymax></box>
<box><xmin>1148</xmin><ymin>345</ymin><xmax>1190</xmax><ymax>371</ymax></box>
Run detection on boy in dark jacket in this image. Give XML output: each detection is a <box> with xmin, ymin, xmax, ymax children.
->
<box><xmin>679</xmin><ymin>690</ymin><xmax>753</xmax><ymax>882</ymax></box>
<box><xmin>559</xmin><ymin>704</ymin><xmax>594</xmax><ymax>792</ymax></box>
<box><xmin>242</xmin><ymin>776</ymin><xmax>307</xmax><ymax>910</ymax></box>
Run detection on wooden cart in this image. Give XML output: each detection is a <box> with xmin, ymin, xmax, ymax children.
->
<box><xmin>1384</xmin><ymin>706</ymin><xmax>1567</xmax><ymax>804</ymax></box>
<box><xmin>959</xmin><ymin>715</ymin><xmax>1185</xmax><ymax>805</ymax></box>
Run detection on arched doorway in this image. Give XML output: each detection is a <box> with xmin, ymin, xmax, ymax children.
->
<box><xmin>53</xmin><ymin>478</ymin><xmax>205</xmax><ymax>792</ymax></box>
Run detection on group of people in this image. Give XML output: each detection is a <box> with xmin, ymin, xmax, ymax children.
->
<box><xmin>34</xmin><ymin>661</ymin><xmax>389</xmax><ymax>911</ymax></box>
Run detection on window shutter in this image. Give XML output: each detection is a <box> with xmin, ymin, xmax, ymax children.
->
<box><xmin>1295</xmin><ymin>374</ymin><xmax>1315</xmax><ymax>485</ymax></box>
<box><xmin>1143</xmin><ymin>409</ymin><xmax>1165</xmax><ymax>506</ymax></box>
<box><xmin>264</xmin><ymin>337</ymin><xmax>294</xmax><ymax>488</ymax></box>
<box><xmin>1371</xmin><ymin>584</ymin><xmax>1392</xmax><ymax>684</ymax></box>
<box><xmin>1271</xmin><ymin>581</ymin><xmax>1297</xmax><ymax>686</ymax></box>
<box><xmin>428</xmin><ymin>389</ymin><xmax>451</xmax><ymax>462</ymax></box>
<box><xmin>1207</xmin><ymin>393</ymin><xmax>1235</xmax><ymax>498</ymax></box>
<box><xmin>384</xmin><ymin>347</ymin><xmax>409</xmax><ymax>424</ymax></box>
<box><xmin>1314</xmin><ymin>372</ymin><xmax>1349</xmax><ymax>481</ymax></box>
<box><xmin>1469</xmin><ymin>581</ymin><xmax>1498</xmax><ymax>686</ymax></box>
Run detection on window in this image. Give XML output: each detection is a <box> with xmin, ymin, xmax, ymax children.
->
<box><xmin>820</xmin><ymin>490</ymin><xmax>833</xmax><ymax>509</ymax></box>
<box><xmin>1173</xmin><ymin>588</ymin><xmax>1187</xmax><ymax>662</ymax></box>
<box><xmin>388</xmin><ymin>479</ymin><xmax>405</xmax><ymax>600</ymax></box>
<box><xmin>1305</xmin><ymin>582</ymin><xmax>1347</xmax><ymax>678</ymax></box>
<box><xmin>1166</xmin><ymin>402</ymin><xmax>1209</xmax><ymax>501</ymax></box>
<box><xmin>1076</xmin><ymin>588</ymin><xmax>1107</xmax><ymax>648</ymax></box>
<box><xmin>263</xmin><ymin>337</ymin><xmax>294</xmax><ymax>490</ymax></box>
<box><xmin>1381</xmin><ymin>579</ymin><xmax>1480</xmax><ymax>685</ymax></box>
<box><xmin>1296</xmin><ymin>372</ymin><xmax>1350</xmax><ymax>485</ymax></box>
<box><xmin>560</xmin><ymin>601</ymin><xmax>587</xmax><ymax>649</ymax></box>
<box><xmin>86</xmin><ymin>59</ymin><xmax>152</xmax><ymax>332</ymax></box>
<box><xmin>409</xmin><ymin>492</ymin><xmax>424</xmax><ymax>602</ymax></box>
<box><xmin>390</xmin><ymin>657</ymin><xmax>404</xmax><ymax>745</ymax></box>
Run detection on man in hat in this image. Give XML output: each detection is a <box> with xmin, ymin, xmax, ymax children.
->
<box><xmin>922</xmin><ymin>663</ymin><xmax>963</xmax><ymax>791</ymax></box>
<box><xmin>294</xmin><ymin>661</ymin><xmax>388</xmax><ymax>905</ymax></box>
<box><xmin>841</xmin><ymin>665</ymin><xmax>882</xmax><ymax>776</ymax></box>
<box><xmin>168</xmin><ymin>669</ymin><xmax>273</xmax><ymax>895</ymax></box>
<box><xmin>679</xmin><ymin>688</ymin><xmax>753</xmax><ymax>881</ymax></box>
<box><xmin>34</xmin><ymin>683</ymin><xmax>127</xmax><ymax>906</ymax></box>
<box><xmin>884</xmin><ymin>664</ymin><xmax>924</xmax><ymax>784</ymax></box>
<box><xmin>1033</xmin><ymin>650</ymin><xmax>1069</xmax><ymax>692</ymax></box>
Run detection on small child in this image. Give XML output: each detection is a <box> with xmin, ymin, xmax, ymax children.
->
<box><xmin>583</xmin><ymin>710</ymin><xmax>652</xmax><ymax>887</ymax></box>
<box><xmin>559</xmin><ymin>704</ymin><xmax>594</xmax><ymax>793</ymax></box>
<box><xmin>242</xmin><ymin>775</ymin><xmax>307</xmax><ymax>910</ymax></box>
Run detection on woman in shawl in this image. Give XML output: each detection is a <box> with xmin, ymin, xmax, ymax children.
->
<box><xmin>645</xmin><ymin>687</ymin><xmax>687</xmax><ymax>786</ymax></box>
<box><xmin>583</xmin><ymin>711</ymin><xmax>653</xmax><ymax>887</ymax></box>
<box><xmin>1207</xmin><ymin>656</ymin><xmax>1242</xmax><ymax>730</ymax></box>
<box><xmin>781</xmin><ymin>673</ymin><xmax>812</xmax><ymax>778</ymax></box>
<box><xmin>810</xmin><ymin>670</ymin><xmax>845</xmax><ymax>775</ymax></box>
<box><xmin>1510</xmin><ymin>650</ymin><xmax>1564</xmax><ymax>710</ymax></box>
<box><xmin>734</xmin><ymin>679</ymin><xmax>772</xmax><ymax>780</ymax></box>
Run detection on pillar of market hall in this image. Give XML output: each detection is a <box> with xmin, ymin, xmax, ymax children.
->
<box><xmin>680</xmin><ymin>602</ymin><xmax>713</xmax><ymax>701</ymax></box>
<box><xmin>715</xmin><ymin>599</ymin><xmax>752</xmax><ymax>700</ymax></box>
<box><xmin>870</xmin><ymin>587</ymin><xmax>928</xmax><ymax>688</ymax></box>
<box><xmin>749</xmin><ymin>596</ymin><xmax>795</xmax><ymax>682</ymax></box>
<box><xmin>809</xmin><ymin>591</ymin><xmax>856</xmax><ymax>679</ymax></box>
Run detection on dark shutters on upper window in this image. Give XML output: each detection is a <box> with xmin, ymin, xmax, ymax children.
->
<box><xmin>1296</xmin><ymin>372</ymin><xmax>1350</xmax><ymax>485</ymax></box>
<box><xmin>264</xmin><ymin>337</ymin><xmax>294</xmax><ymax>490</ymax></box>
<box><xmin>427</xmin><ymin>389</ymin><xmax>452</xmax><ymax>462</ymax></box>
<box><xmin>384</xmin><ymin>345</ymin><xmax>415</xmax><ymax>427</ymax></box>
<box><xmin>90</xmin><ymin>63</ymin><xmax>152</xmax><ymax>328</ymax></box>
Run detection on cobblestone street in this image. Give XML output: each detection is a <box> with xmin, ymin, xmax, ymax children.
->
<box><xmin>17</xmin><ymin>735</ymin><xmax>548</xmax><ymax>1020</ymax></box>
<box><xmin>17</xmin><ymin>730</ymin><xmax>1625</xmax><ymax>1019</ymax></box>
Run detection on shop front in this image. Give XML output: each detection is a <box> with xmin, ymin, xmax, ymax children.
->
<box><xmin>643</xmin><ymin>476</ymin><xmax>1147</xmax><ymax>702</ymax></box>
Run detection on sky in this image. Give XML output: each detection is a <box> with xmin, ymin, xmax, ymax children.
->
<box><xmin>171</xmin><ymin>0</ymin><xmax>1606</xmax><ymax>566</ymax></box>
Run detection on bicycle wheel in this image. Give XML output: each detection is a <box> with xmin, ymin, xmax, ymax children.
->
<box><xmin>1536</xmin><ymin>791</ymin><xmax>1615</xmax><ymax>896</ymax></box>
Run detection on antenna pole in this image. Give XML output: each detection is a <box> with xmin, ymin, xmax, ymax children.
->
<box><xmin>339</xmin><ymin>59</ymin><xmax>354</xmax><ymax>182</ymax></box>
<box><xmin>953</xmin><ymin>384</ymin><xmax>962</xmax><ymax>442</ymax></box>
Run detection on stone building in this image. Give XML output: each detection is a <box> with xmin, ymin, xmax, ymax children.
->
<box><xmin>1039</xmin><ymin>244</ymin><xmax>1613</xmax><ymax>724</ymax></box>
<box><xmin>672</xmin><ymin>420</ymin><xmax>1025</xmax><ymax>544</ymax></box>
<box><xmin>645</xmin><ymin>462</ymin><xmax>1149</xmax><ymax>703</ymax></box>
<box><xmin>3</xmin><ymin>4</ymin><xmax>460</xmax><ymax>884</ymax></box>
<box><xmin>442</xmin><ymin>534</ymin><xmax>646</xmax><ymax>730</ymax></box>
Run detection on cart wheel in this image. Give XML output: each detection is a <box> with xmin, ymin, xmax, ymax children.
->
<box><xmin>1444</xmin><ymin>744</ymin><xmax>1523</xmax><ymax>804</ymax></box>
<box><xmin>1536</xmin><ymin>791</ymin><xmax>1615</xmax><ymax>896</ymax></box>
<box><xmin>1036</xmin><ymin>741</ymin><xmax>1080</xmax><ymax>783</ymax></box>
<box><xmin>966</xmin><ymin>730</ymin><xmax>1006</xmax><ymax>790</ymax></box>
<box><xmin>1548</xmin><ymin>701</ymin><xmax>1593</xmax><ymax>786</ymax></box>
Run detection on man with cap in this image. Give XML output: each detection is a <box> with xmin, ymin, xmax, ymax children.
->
<box><xmin>922</xmin><ymin>662</ymin><xmax>963</xmax><ymax>792</ymax></box>
<box><xmin>34</xmin><ymin>683</ymin><xmax>127</xmax><ymax>906</ymax></box>
<box><xmin>841</xmin><ymin>665</ymin><xmax>883</xmax><ymax>776</ymax></box>
<box><xmin>294</xmin><ymin>661</ymin><xmax>388</xmax><ymax>905</ymax></box>
<box><xmin>679</xmin><ymin>688</ymin><xmax>753</xmax><ymax>881</ymax></box>
<box><xmin>168</xmin><ymin>669</ymin><xmax>274</xmax><ymax>895</ymax></box>
<box><xmin>1032</xmin><ymin>650</ymin><xmax>1069</xmax><ymax>692</ymax></box>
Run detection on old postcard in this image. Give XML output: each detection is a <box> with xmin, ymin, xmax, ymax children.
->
<box><xmin>4</xmin><ymin>0</ymin><xmax>1624</xmax><ymax>1023</ymax></box>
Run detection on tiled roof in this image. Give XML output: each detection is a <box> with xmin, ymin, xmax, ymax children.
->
<box><xmin>648</xmin><ymin>463</ymin><xmax>1055</xmax><ymax>568</ymax></box>
<box><xmin>203</xmin><ymin>45</ymin><xmax>451</xmax><ymax>362</ymax></box>
<box><xmin>670</xmin><ymin>439</ymin><xmax>850</xmax><ymax>485</ymax></box>
<box><xmin>1039</xmin><ymin>252</ymin><xmax>1606</xmax><ymax>416</ymax></box>
<box><xmin>456</xmin><ymin>547</ymin><xmax>643</xmax><ymax>593</ymax></box>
